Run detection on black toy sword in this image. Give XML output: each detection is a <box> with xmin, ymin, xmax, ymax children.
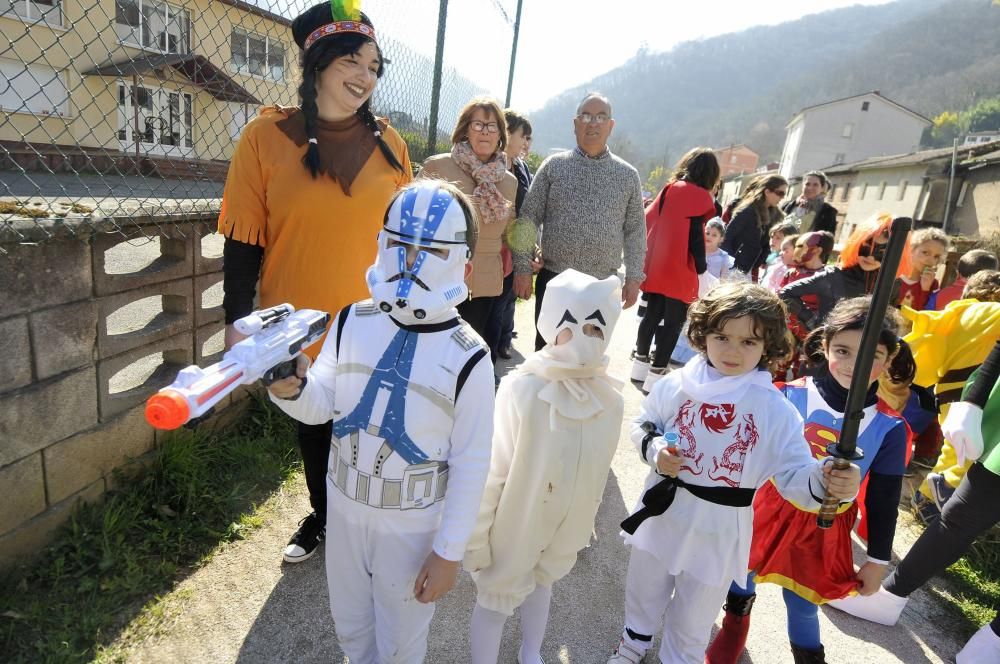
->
<box><xmin>816</xmin><ymin>216</ymin><xmax>912</xmax><ymax>529</ymax></box>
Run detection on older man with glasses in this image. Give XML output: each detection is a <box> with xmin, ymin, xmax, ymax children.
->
<box><xmin>512</xmin><ymin>93</ymin><xmax>646</xmax><ymax>351</ymax></box>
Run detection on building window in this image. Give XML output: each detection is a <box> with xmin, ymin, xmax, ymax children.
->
<box><xmin>841</xmin><ymin>183</ymin><xmax>851</xmax><ymax>202</ymax></box>
<box><xmin>228</xmin><ymin>101</ymin><xmax>258</xmax><ymax>139</ymax></box>
<box><xmin>957</xmin><ymin>181</ymin><xmax>970</xmax><ymax>208</ymax></box>
<box><xmin>730</xmin><ymin>154</ymin><xmax>737</xmax><ymax>164</ymax></box>
<box><xmin>877</xmin><ymin>181</ymin><xmax>887</xmax><ymax>200</ymax></box>
<box><xmin>231</xmin><ymin>28</ymin><xmax>285</xmax><ymax>80</ymax></box>
<box><xmin>828</xmin><ymin>184</ymin><xmax>837</xmax><ymax>200</ymax></box>
<box><xmin>115</xmin><ymin>0</ymin><xmax>190</xmax><ymax>54</ymax></box>
<box><xmin>842</xmin><ymin>123</ymin><xmax>853</xmax><ymax>138</ymax></box>
<box><xmin>861</xmin><ymin>101</ymin><xmax>870</xmax><ymax>111</ymax></box>
<box><xmin>117</xmin><ymin>82</ymin><xmax>193</xmax><ymax>150</ymax></box>
<box><xmin>2</xmin><ymin>0</ymin><xmax>61</xmax><ymax>24</ymax></box>
<box><xmin>0</xmin><ymin>58</ymin><xmax>69</xmax><ymax>116</ymax></box>
<box><xmin>859</xmin><ymin>182</ymin><xmax>868</xmax><ymax>200</ymax></box>
<box><xmin>897</xmin><ymin>179</ymin><xmax>908</xmax><ymax>201</ymax></box>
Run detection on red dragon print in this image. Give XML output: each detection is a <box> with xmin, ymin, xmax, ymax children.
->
<box><xmin>672</xmin><ymin>400</ymin><xmax>705</xmax><ymax>475</ymax></box>
<box><xmin>709</xmin><ymin>414</ymin><xmax>760</xmax><ymax>486</ymax></box>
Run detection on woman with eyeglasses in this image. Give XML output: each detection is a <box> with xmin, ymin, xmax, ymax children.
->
<box><xmin>721</xmin><ymin>174</ymin><xmax>789</xmax><ymax>281</ymax></box>
<box><xmin>779</xmin><ymin>215</ymin><xmax>912</xmax><ymax>335</ymax></box>
<box><xmin>420</xmin><ymin>97</ymin><xmax>518</xmax><ymax>369</ymax></box>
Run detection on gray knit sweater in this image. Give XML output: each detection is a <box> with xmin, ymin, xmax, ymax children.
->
<box><xmin>514</xmin><ymin>148</ymin><xmax>646</xmax><ymax>282</ymax></box>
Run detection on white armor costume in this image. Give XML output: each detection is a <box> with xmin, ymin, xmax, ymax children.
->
<box><xmin>465</xmin><ymin>270</ymin><xmax>625</xmax><ymax>664</ymax></box>
<box><xmin>271</xmin><ymin>182</ymin><xmax>495</xmax><ymax>664</ymax></box>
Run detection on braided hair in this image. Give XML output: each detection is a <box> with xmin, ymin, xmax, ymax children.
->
<box><xmin>291</xmin><ymin>7</ymin><xmax>405</xmax><ymax>178</ymax></box>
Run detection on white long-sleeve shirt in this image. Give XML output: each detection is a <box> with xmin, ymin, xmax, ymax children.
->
<box><xmin>270</xmin><ymin>301</ymin><xmax>495</xmax><ymax>561</ymax></box>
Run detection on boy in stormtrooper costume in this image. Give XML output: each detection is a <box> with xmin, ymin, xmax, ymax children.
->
<box><xmin>465</xmin><ymin>269</ymin><xmax>625</xmax><ymax>664</ymax></box>
<box><xmin>268</xmin><ymin>180</ymin><xmax>495</xmax><ymax>663</ymax></box>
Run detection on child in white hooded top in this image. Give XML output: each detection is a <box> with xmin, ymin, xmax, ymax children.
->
<box><xmin>465</xmin><ymin>269</ymin><xmax>625</xmax><ymax>664</ymax></box>
<box><xmin>608</xmin><ymin>282</ymin><xmax>861</xmax><ymax>664</ymax></box>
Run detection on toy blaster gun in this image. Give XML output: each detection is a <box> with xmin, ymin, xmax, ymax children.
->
<box><xmin>144</xmin><ymin>304</ymin><xmax>331</xmax><ymax>430</ymax></box>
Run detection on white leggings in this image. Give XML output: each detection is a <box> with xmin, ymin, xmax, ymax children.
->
<box><xmin>470</xmin><ymin>584</ymin><xmax>553</xmax><ymax>664</ymax></box>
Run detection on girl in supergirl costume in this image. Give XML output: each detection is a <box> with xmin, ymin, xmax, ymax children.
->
<box><xmin>706</xmin><ymin>297</ymin><xmax>910</xmax><ymax>664</ymax></box>
<box><xmin>779</xmin><ymin>215</ymin><xmax>912</xmax><ymax>335</ymax></box>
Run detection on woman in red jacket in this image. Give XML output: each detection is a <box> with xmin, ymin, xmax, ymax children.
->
<box><xmin>631</xmin><ymin>148</ymin><xmax>720</xmax><ymax>393</ymax></box>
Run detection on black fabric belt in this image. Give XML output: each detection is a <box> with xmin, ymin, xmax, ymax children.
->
<box><xmin>621</xmin><ymin>477</ymin><xmax>757</xmax><ymax>535</ymax></box>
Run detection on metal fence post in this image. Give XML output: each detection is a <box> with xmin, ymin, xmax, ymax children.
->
<box><xmin>426</xmin><ymin>0</ymin><xmax>449</xmax><ymax>155</ymax></box>
<box><xmin>504</xmin><ymin>0</ymin><xmax>523</xmax><ymax>108</ymax></box>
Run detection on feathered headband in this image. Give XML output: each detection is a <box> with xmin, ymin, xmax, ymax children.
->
<box><xmin>303</xmin><ymin>0</ymin><xmax>376</xmax><ymax>51</ymax></box>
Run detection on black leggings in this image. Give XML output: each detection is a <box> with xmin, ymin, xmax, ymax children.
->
<box><xmin>298</xmin><ymin>420</ymin><xmax>333</xmax><ymax>521</ymax></box>
<box><xmin>533</xmin><ymin>268</ymin><xmax>559</xmax><ymax>351</ymax></box>
<box><xmin>886</xmin><ymin>462</ymin><xmax>1000</xmax><ymax>597</ymax></box>
<box><xmin>634</xmin><ymin>293</ymin><xmax>688</xmax><ymax>369</ymax></box>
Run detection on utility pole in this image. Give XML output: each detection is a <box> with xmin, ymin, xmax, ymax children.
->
<box><xmin>942</xmin><ymin>137</ymin><xmax>959</xmax><ymax>234</ymax></box>
<box><xmin>504</xmin><ymin>0</ymin><xmax>524</xmax><ymax>108</ymax></box>
<box><xmin>427</xmin><ymin>0</ymin><xmax>448</xmax><ymax>155</ymax></box>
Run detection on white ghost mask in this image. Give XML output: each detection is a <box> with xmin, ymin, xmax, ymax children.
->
<box><xmin>516</xmin><ymin>270</ymin><xmax>624</xmax><ymax>429</ymax></box>
<box><xmin>536</xmin><ymin>269</ymin><xmax>622</xmax><ymax>367</ymax></box>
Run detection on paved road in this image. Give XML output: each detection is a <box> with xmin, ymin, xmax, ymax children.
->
<box><xmin>1</xmin><ymin>172</ymin><xmax>222</xmax><ymax>199</ymax></box>
<box><xmin>114</xmin><ymin>298</ymin><xmax>967</xmax><ymax>664</ymax></box>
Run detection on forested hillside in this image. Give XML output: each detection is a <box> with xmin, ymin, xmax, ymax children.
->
<box><xmin>528</xmin><ymin>0</ymin><xmax>1000</xmax><ymax>177</ymax></box>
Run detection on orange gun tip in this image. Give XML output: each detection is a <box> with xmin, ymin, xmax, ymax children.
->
<box><xmin>145</xmin><ymin>390</ymin><xmax>190</xmax><ymax>430</ymax></box>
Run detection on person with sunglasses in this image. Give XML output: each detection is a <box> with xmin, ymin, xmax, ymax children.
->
<box><xmin>420</xmin><ymin>97</ymin><xmax>518</xmax><ymax>377</ymax></box>
<box><xmin>721</xmin><ymin>175</ymin><xmax>789</xmax><ymax>281</ymax></box>
<box><xmin>778</xmin><ymin>215</ymin><xmax>912</xmax><ymax>336</ymax></box>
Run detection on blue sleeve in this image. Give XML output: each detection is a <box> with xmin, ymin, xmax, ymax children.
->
<box><xmin>869</xmin><ymin>420</ymin><xmax>908</xmax><ymax>477</ymax></box>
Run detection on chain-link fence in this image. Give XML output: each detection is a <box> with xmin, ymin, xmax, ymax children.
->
<box><xmin>0</xmin><ymin>0</ymin><xmax>518</xmax><ymax>251</ymax></box>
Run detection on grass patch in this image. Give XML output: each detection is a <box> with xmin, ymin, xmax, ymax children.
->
<box><xmin>941</xmin><ymin>528</ymin><xmax>1000</xmax><ymax>634</ymax></box>
<box><xmin>0</xmin><ymin>395</ymin><xmax>300</xmax><ymax>664</ymax></box>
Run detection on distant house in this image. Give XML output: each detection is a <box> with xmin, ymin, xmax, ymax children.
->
<box><xmin>779</xmin><ymin>91</ymin><xmax>931</xmax><ymax>181</ymax></box>
<box><xmin>963</xmin><ymin>131</ymin><xmax>1000</xmax><ymax>147</ymax></box>
<box><xmin>713</xmin><ymin>144</ymin><xmax>759</xmax><ymax>179</ymax></box>
<box><xmin>823</xmin><ymin>141</ymin><xmax>1000</xmax><ymax>241</ymax></box>
<box><xmin>951</xmin><ymin>147</ymin><xmax>1000</xmax><ymax>238</ymax></box>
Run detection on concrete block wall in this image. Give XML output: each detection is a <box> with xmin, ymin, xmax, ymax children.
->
<box><xmin>0</xmin><ymin>213</ymin><xmax>248</xmax><ymax>568</ymax></box>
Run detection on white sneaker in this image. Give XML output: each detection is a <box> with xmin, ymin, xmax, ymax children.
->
<box><xmin>631</xmin><ymin>353</ymin><xmax>651</xmax><ymax>383</ymax></box>
<box><xmin>957</xmin><ymin>623</ymin><xmax>1000</xmax><ymax>664</ymax></box>
<box><xmin>607</xmin><ymin>638</ymin><xmax>645</xmax><ymax>663</ymax></box>
<box><xmin>641</xmin><ymin>367</ymin><xmax>668</xmax><ymax>395</ymax></box>
<box><xmin>826</xmin><ymin>586</ymin><xmax>907</xmax><ymax>626</ymax></box>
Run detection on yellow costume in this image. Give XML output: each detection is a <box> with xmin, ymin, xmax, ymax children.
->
<box><xmin>903</xmin><ymin>299</ymin><xmax>1000</xmax><ymax>495</ymax></box>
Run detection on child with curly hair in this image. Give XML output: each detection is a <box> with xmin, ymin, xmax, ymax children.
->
<box><xmin>608</xmin><ymin>282</ymin><xmax>861</xmax><ymax>664</ymax></box>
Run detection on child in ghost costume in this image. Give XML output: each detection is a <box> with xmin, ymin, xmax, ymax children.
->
<box><xmin>464</xmin><ymin>269</ymin><xmax>625</xmax><ymax>664</ymax></box>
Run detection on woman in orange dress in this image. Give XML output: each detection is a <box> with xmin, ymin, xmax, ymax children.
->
<box><xmin>219</xmin><ymin>2</ymin><xmax>411</xmax><ymax>564</ymax></box>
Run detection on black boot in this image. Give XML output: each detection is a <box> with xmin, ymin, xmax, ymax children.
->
<box><xmin>790</xmin><ymin>643</ymin><xmax>827</xmax><ymax>664</ymax></box>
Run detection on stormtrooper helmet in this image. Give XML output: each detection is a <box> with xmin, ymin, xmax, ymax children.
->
<box><xmin>367</xmin><ymin>180</ymin><xmax>474</xmax><ymax>324</ymax></box>
<box><xmin>537</xmin><ymin>269</ymin><xmax>622</xmax><ymax>366</ymax></box>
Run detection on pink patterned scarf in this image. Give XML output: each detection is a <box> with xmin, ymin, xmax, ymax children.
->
<box><xmin>450</xmin><ymin>140</ymin><xmax>512</xmax><ymax>224</ymax></box>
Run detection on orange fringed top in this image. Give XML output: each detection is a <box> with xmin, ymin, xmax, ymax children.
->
<box><xmin>218</xmin><ymin>106</ymin><xmax>412</xmax><ymax>357</ymax></box>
